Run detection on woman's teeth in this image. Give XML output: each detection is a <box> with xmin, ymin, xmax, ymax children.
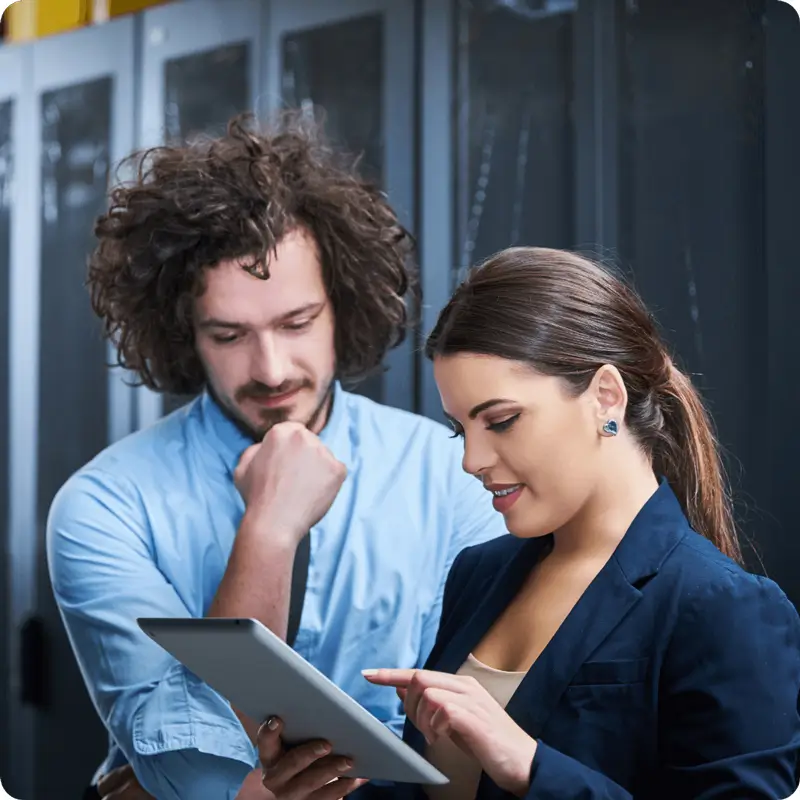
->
<box><xmin>492</xmin><ymin>485</ymin><xmax>522</xmax><ymax>497</ymax></box>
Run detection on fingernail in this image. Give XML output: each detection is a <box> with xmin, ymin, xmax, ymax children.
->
<box><xmin>339</xmin><ymin>758</ymin><xmax>353</xmax><ymax>771</ymax></box>
<box><xmin>361</xmin><ymin>669</ymin><xmax>378</xmax><ymax>677</ymax></box>
<box><xmin>315</xmin><ymin>743</ymin><xmax>331</xmax><ymax>755</ymax></box>
<box><xmin>267</xmin><ymin>716</ymin><xmax>280</xmax><ymax>731</ymax></box>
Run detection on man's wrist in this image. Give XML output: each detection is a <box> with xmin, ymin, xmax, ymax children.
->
<box><xmin>239</xmin><ymin>505</ymin><xmax>304</xmax><ymax>552</ymax></box>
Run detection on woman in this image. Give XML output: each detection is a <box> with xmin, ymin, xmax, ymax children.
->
<box><xmin>256</xmin><ymin>247</ymin><xmax>800</xmax><ymax>800</ymax></box>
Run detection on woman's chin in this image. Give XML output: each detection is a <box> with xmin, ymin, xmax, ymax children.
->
<box><xmin>505</xmin><ymin>520</ymin><xmax>553</xmax><ymax>540</ymax></box>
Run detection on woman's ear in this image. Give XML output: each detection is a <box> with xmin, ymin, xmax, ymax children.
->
<box><xmin>590</xmin><ymin>365</ymin><xmax>628</xmax><ymax>434</ymax></box>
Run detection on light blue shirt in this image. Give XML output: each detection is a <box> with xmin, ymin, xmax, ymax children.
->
<box><xmin>46</xmin><ymin>383</ymin><xmax>507</xmax><ymax>799</ymax></box>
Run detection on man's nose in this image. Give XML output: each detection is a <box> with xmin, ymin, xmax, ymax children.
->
<box><xmin>250</xmin><ymin>334</ymin><xmax>291</xmax><ymax>387</ymax></box>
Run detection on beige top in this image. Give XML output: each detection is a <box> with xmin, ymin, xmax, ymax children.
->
<box><xmin>423</xmin><ymin>654</ymin><xmax>526</xmax><ymax>800</ymax></box>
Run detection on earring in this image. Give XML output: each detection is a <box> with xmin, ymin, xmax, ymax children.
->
<box><xmin>601</xmin><ymin>419</ymin><xmax>619</xmax><ymax>437</ymax></box>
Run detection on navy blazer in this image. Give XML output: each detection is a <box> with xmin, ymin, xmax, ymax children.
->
<box><xmin>393</xmin><ymin>482</ymin><xmax>800</xmax><ymax>799</ymax></box>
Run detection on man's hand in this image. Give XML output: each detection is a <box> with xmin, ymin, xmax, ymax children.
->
<box><xmin>257</xmin><ymin>716</ymin><xmax>368</xmax><ymax>799</ymax></box>
<box><xmin>97</xmin><ymin>765</ymin><xmax>154</xmax><ymax>799</ymax></box>
<box><xmin>234</xmin><ymin>422</ymin><xmax>347</xmax><ymax>546</ymax></box>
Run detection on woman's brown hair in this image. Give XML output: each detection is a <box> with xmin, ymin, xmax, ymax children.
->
<box><xmin>88</xmin><ymin>112</ymin><xmax>416</xmax><ymax>396</ymax></box>
<box><xmin>426</xmin><ymin>247</ymin><xmax>741</xmax><ymax>563</ymax></box>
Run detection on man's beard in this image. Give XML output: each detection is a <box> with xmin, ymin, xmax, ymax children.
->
<box><xmin>209</xmin><ymin>377</ymin><xmax>335</xmax><ymax>442</ymax></box>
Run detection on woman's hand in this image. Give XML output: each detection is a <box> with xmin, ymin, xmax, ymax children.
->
<box><xmin>257</xmin><ymin>716</ymin><xmax>369</xmax><ymax>799</ymax></box>
<box><xmin>363</xmin><ymin>669</ymin><xmax>537</xmax><ymax>798</ymax></box>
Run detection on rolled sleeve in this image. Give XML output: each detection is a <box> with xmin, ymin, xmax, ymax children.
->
<box><xmin>46</xmin><ymin>469</ymin><xmax>256</xmax><ymax>797</ymax></box>
<box><xmin>135</xmin><ymin>749</ymin><xmax>253</xmax><ymax>800</ymax></box>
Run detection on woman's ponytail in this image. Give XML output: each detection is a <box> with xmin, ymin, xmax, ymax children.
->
<box><xmin>653</xmin><ymin>360</ymin><xmax>741</xmax><ymax>563</ymax></box>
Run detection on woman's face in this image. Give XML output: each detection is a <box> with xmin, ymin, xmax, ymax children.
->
<box><xmin>434</xmin><ymin>353</ymin><xmax>617</xmax><ymax>538</ymax></box>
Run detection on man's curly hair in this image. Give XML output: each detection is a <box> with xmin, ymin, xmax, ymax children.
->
<box><xmin>88</xmin><ymin>112</ymin><xmax>417</xmax><ymax>396</ymax></box>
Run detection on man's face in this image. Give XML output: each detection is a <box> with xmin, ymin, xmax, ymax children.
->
<box><xmin>193</xmin><ymin>229</ymin><xmax>336</xmax><ymax>440</ymax></box>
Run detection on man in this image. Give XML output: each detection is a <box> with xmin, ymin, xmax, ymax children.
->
<box><xmin>47</xmin><ymin>114</ymin><xmax>506</xmax><ymax>800</ymax></box>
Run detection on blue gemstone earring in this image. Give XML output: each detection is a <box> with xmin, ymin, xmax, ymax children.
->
<box><xmin>602</xmin><ymin>419</ymin><xmax>619</xmax><ymax>437</ymax></box>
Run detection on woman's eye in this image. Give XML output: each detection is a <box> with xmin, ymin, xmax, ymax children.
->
<box><xmin>488</xmin><ymin>414</ymin><xmax>520</xmax><ymax>433</ymax></box>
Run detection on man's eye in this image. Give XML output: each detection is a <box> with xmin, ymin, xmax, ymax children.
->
<box><xmin>283</xmin><ymin>320</ymin><xmax>311</xmax><ymax>331</ymax></box>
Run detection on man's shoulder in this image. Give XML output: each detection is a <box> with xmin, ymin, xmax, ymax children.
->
<box><xmin>341</xmin><ymin>391</ymin><xmax>474</xmax><ymax>491</ymax></box>
<box><xmin>342</xmin><ymin>389</ymin><xmax>452</xmax><ymax>441</ymax></box>
<box><xmin>59</xmin><ymin>398</ymin><xmax>202</xmax><ymax>499</ymax></box>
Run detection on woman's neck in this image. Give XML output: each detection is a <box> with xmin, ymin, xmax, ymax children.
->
<box><xmin>550</xmin><ymin>463</ymin><xmax>660</xmax><ymax>561</ymax></box>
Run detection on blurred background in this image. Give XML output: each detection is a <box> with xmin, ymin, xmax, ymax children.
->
<box><xmin>0</xmin><ymin>0</ymin><xmax>798</xmax><ymax>797</ymax></box>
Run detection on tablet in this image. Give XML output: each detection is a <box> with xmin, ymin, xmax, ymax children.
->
<box><xmin>137</xmin><ymin>617</ymin><xmax>448</xmax><ymax>786</ymax></box>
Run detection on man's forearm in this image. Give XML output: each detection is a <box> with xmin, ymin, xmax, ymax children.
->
<box><xmin>207</xmin><ymin>509</ymin><xmax>298</xmax><ymax>741</ymax></box>
<box><xmin>208</xmin><ymin>509</ymin><xmax>297</xmax><ymax>633</ymax></box>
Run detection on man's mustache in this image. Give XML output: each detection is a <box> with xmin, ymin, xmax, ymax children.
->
<box><xmin>236</xmin><ymin>381</ymin><xmax>311</xmax><ymax>402</ymax></box>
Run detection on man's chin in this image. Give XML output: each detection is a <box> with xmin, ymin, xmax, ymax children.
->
<box><xmin>213</xmin><ymin>379</ymin><xmax>334</xmax><ymax>440</ymax></box>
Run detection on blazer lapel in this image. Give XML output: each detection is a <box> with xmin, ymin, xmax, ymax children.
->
<box><xmin>405</xmin><ymin>537</ymin><xmax>548</xmax><ymax>760</ymax></box>
<box><xmin>472</xmin><ymin>561</ymin><xmax>643</xmax><ymax>800</ymax></box>
<box><xmin>500</xmin><ymin>480</ymin><xmax>688</xmax><ymax>738</ymax></box>
<box><xmin>503</xmin><ymin>556</ymin><xmax>642</xmax><ymax>737</ymax></box>
<box><xmin>473</xmin><ymin>559</ymin><xmax>642</xmax><ymax>800</ymax></box>
<box><xmin>432</xmin><ymin>537</ymin><xmax>549</xmax><ymax>677</ymax></box>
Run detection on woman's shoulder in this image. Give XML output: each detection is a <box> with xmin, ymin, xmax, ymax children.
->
<box><xmin>449</xmin><ymin>533</ymin><xmax>530</xmax><ymax>584</ymax></box>
<box><xmin>662</xmin><ymin>531</ymin><xmax>799</xmax><ymax>647</ymax></box>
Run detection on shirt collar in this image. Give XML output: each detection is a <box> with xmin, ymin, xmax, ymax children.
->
<box><xmin>199</xmin><ymin>381</ymin><xmax>354</xmax><ymax>477</ymax></box>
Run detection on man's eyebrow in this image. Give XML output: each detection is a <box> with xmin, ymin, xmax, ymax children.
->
<box><xmin>276</xmin><ymin>301</ymin><xmax>325</xmax><ymax>322</ymax></box>
<box><xmin>197</xmin><ymin>302</ymin><xmax>325</xmax><ymax>330</ymax></box>
<box><xmin>197</xmin><ymin>318</ymin><xmax>242</xmax><ymax>330</ymax></box>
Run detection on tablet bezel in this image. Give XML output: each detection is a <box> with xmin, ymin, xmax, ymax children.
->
<box><xmin>137</xmin><ymin>617</ymin><xmax>448</xmax><ymax>786</ymax></box>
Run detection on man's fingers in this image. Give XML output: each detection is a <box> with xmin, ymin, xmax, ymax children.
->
<box><xmin>257</xmin><ymin>716</ymin><xmax>286</xmax><ymax>771</ymax></box>
<box><xmin>103</xmin><ymin>779</ymin><xmax>152</xmax><ymax>799</ymax></box>
<box><xmin>280</xmin><ymin>755</ymin><xmax>356</xmax><ymax>798</ymax></box>
<box><xmin>234</xmin><ymin>443</ymin><xmax>260</xmax><ymax>481</ymax></box>
<box><xmin>102</xmin><ymin>781</ymin><xmax>132</xmax><ymax>799</ymax></box>
<box><xmin>263</xmin><ymin>743</ymin><xmax>338</xmax><ymax>794</ymax></box>
<box><xmin>308</xmin><ymin>777</ymin><xmax>369</xmax><ymax>799</ymax></box>
<box><xmin>97</xmin><ymin>765</ymin><xmax>133</xmax><ymax>796</ymax></box>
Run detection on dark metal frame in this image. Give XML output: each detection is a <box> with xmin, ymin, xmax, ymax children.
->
<box><xmin>3</xmin><ymin>19</ymin><xmax>137</xmax><ymax>797</ymax></box>
<box><xmin>0</xmin><ymin>38</ymin><xmax>29</xmax><ymax>798</ymax></box>
<box><xmin>417</xmin><ymin>0</ymin><xmax>623</xmax><ymax>421</ymax></box>
<box><xmin>762</xmin><ymin>0</ymin><xmax>800</xmax><ymax>603</ymax></box>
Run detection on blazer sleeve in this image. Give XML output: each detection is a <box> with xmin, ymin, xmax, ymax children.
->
<box><xmin>524</xmin><ymin>568</ymin><xmax>800</xmax><ymax>800</ymax></box>
<box><xmin>657</xmin><ymin>569</ymin><xmax>800</xmax><ymax>798</ymax></box>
